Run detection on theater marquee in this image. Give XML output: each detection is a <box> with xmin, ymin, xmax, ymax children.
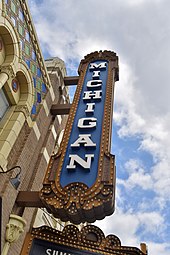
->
<box><xmin>40</xmin><ymin>51</ymin><xmax>119</xmax><ymax>224</ymax></box>
<box><xmin>21</xmin><ymin>225</ymin><xmax>145</xmax><ymax>255</ymax></box>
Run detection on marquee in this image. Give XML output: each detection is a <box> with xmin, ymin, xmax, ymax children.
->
<box><xmin>21</xmin><ymin>225</ymin><xmax>145</xmax><ymax>255</ymax></box>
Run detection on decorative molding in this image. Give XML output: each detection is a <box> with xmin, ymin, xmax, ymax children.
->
<box><xmin>15</xmin><ymin>105</ymin><xmax>30</xmax><ymax>118</ymax></box>
<box><xmin>21</xmin><ymin>224</ymin><xmax>145</xmax><ymax>255</ymax></box>
<box><xmin>6</xmin><ymin>221</ymin><xmax>24</xmax><ymax>243</ymax></box>
<box><xmin>11</xmin><ymin>79</ymin><xmax>19</xmax><ymax>93</ymax></box>
<box><xmin>0</xmin><ymin>65</ymin><xmax>15</xmax><ymax>79</ymax></box>
<box><xmin>41</xmin><ymin>153</ymin><xmax>115</xmax><ymax>224</ymax></box>
<box><xmin>78</xmin><ymin>50</ymin><xmax>119</xmax><ymax>81</ymax></box>
<box><xmin>2</xmin><ymin>214</ymin><xmax>26</xmax><ymax>255</ymax></box>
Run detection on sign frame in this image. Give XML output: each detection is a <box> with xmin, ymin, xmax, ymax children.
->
<box><xmin>40</xmin><ymin>51</ymin><xmax>119</xmax><ymax>224</ymax></box>
<box><xmin>21</xmin><ymin>224</ymin><xmax>145</xmax><ymax>255</ymax></box>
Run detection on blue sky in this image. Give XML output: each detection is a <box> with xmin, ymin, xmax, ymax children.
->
<box><xmin>28</xmin><ymin>0</ymin><xmax>170</xmax><ymax>254</ymax></box>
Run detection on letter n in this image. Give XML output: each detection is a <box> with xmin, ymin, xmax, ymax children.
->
<box><xmin>67</xmin><ymin>154</ymin><xmax>94</xmax><ymax>170</ymax></box>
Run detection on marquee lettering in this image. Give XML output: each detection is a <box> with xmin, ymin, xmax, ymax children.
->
<box><xmin>89</xmin><ymin>62</ymin><xmax>107</xmax><ymax>70</ymax></box>
<box><xmin>83</xmin><ymin>90</ymin><xmax>102</xmax><ymax>100</ymax></box>
<box><xmin>77</xmin><ymin>117</ymin><xmax>97</xmax><ymax>129</ymax></box>
<box><xmin>46</xmin><ymin>249</ymin><xmax>72</xmax><ymax>255</ymax></box>
<box><xmin>86</xmin><ymin>80</ymin><xmax>102</xmax><ymax>88</ymax></box>
<box><xmin>66</xmin><ymin>61</ymin><xmax>107</xmax><ymax>171</ymax></box>
<box><xmin>92</xmin><ymin>70</ymin><xmax>100</xmax><ymax>78</ymax></box>
<box><xmin>85</xmin><ymin>103</ymin><xmax>95</xmax><ymax>113</ymax></box>
<box><xmin>67</xmin><ymin>154</ymin><xmax>94</xmax><ymax>169</ymax></box>
<box><xmin>71</xmin><ymin>134</ymin><xmax>96</xmax><ymax>148</ymax></box>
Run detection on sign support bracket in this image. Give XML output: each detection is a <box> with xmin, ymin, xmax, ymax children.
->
<box><xmin>16</xmin><ymin>191</ymin><xmax>43</xmax><ymax>208</ymax></box>
<box><xmin>50</xmin><ymin>103</ymin><xmax>71</xmax><ymax>115</ymax></box>
<box><xmin>64</xmin><ymin>76</ymin><xmax>79</xmax><ymax>86</ymax></box>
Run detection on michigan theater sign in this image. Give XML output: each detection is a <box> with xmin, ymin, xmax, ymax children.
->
<box><xmin>40</xmin><ymin>51</ymin><xmax>119</xmax><ymax>223</ymax></box>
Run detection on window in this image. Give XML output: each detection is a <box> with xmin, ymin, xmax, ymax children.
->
<box><xmin>37</xmin><ymin>68</ymin><xmax>42</xmax><ymax>78</ymax></box>
<box><xmin>42</xmin><ymin>83</ymin><xmax>46</xmax><ymax>93</ymax></box>
<box><xmin>19</xmin><ymin>10</ymin><xmax>24</xmax><ymax>22</ymax></box>
<box><xmin>36</xmin><ymin>80</ymin><xmax>41</xmax><ymax>90</ymax></box>
<box><xmin>11</xmin><ymin>16</ymin><xmax>16</xmax><ymax>26</ymax></box>
<box><xmin>31</xmin><ymin>63</ymin><xmax>36</xmax><ymax>74</ymax></box>
<box><xmin>20</xmin><ymin>39</ymin><xmax>24</xmax><ymax>50</ymax></box>
<box><xmin>32</xmin><ymin>51</ymin><xmax>36</xmax><ymax>61</ymax></box>
<box><xmin>25</xmin><ymin>31</ymin><xmax>30</xmax><ymax>42</ymax></box>
<box><xmin>11</xmin><ymin>1</ymin><xmax>16</xmax><ymax>13</ymax></box>
<box><xmin>25</xmin><ymin>59</ymin><xmax>30</xmax><ymax>68</ymax></box>
<box><xmin>18</xmin><ymin>24</ymin><xmax>24</xmax><ymax>36</ymax></box>
<box><xmin>0</xmin><ymin>88</ymin><xmax>10</xmax><ymax>120</ymax></box>
<box><xmin>33</xmin><ymin>77</ymin><xmax>36</xmax><ymax>88</ymax></box>
<box><xmin>25</xmin><ymin>44</ymin><xmax>30</xmax><ymax>56</ymax></box>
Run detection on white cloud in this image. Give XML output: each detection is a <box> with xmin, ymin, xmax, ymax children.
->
<box><xmin>95</xmin><ymin>208</ymin><xmax>165</xmax><ymax>253</ymax></box>
<box><xmin>125</xmin><ymin>0</ymin><xmax>164</xmax><ymax>6</ymax></box>
<box><xmin>147</xmin><ymin>242</ymin><xmax>170</xmax><ymax>255</ymax></box>
<box><xmin>117</xmin><ymin>158</ymin><xmax>153</xmax><ymax>190</ymax></box>
<box><xmin>152</xmin><ymin>160</ymin><xmax>170</xmax><ymax>199</ymax></box>
<box><xmin>95</xmin><ymin>210</ymin><xmax>140</xmax><ymax>246</ymax></box>
<box><xmin>114</xmin><ymin>62</ymin><xmax>146</xmax><ymax>138</ymax></box>
<box><xmin>137</xmin><ymin>212</ymin><xmax>165</xmax><ymax>235</ymax></box>
<box><xmin>113</xmin><ymin>60</ymin><xmax>170</xmax><ymax>201</ymax></box>
<box><xmin>118</xmin><ymin>156</ymin><xmax>170</xmax><ymax>200</ymax></box>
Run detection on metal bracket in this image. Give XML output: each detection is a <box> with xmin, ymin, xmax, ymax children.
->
<box><xmin>64</xmin><ymin>76</ymin><xmax>79</xmax><ymax>86</ymax></box>
<box><xmin>50</xmin><ymin>103</ymin><xmax>71</xmax><ymax>115</ymax></box>
<box><xmin>16</xmin><ymin>191</ymin><xmax>43</xmax><ymax>208</ymax></box>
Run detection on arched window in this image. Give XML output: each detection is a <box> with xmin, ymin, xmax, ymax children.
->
<box><xmin>0</xmin><ymin>25</ymin><xmax>33</xmax><ymax>169</ymax></box>
<box><xmin>0</xmin><ymin>88</ymin><xmax>10</xmax><ymax>120</ymax></box>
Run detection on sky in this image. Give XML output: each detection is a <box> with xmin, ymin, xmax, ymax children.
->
<box><xmin>27</xmin><ymin>0</ymin><xmax>170</xmax><ymax>254</ymax></box>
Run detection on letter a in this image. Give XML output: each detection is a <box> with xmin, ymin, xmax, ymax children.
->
<box><xmin>71</xmin><ymin>134</ymin><xmax>96</xmax><ymax>148</ymax></box>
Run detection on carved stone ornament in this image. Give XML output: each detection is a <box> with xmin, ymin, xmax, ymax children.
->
<box><xmin>21</xmin><ymin>224</ymin><xmax>145</xmax><ymax>255</ymax></box>
<box><xmin>5</xmin><ymin>214</ymin><xmax>26</xmax><ymax>243</ymax></box>
<box><xmin>40</xmin><ymin>51</ymin><xmax>119</xmax><ymax>224</ymax></box>
<box><xmin>2</xmin><ymin>214</ymin><xmax>26</xmax><ymax>255</ymax></box>
<box><xmin>0</xmin><ymin>65</ymin><xmax>16</xmax><ymax>79</ymax></box>
<box><xmin>15</xmin><ymin>105</ymin><xmax>30</xmax><ymax>117</ymax></box>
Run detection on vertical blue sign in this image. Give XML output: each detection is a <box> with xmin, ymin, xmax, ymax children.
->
<box><xmin>60</xmin><ymin>60</ymin><xmax>108</xmax><ymax>188</ymax></box>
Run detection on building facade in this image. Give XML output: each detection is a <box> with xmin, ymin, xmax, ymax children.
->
<box><xmin>0</xmin><ymin>1</ymin><xmax>70</xmax><ymax>254</ymax></box>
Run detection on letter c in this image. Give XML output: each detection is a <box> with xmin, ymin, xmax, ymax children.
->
<box><xmin>86</xmin><ymin>80</ymin><xmax>102</xmax><ymax>88</ymax></box>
